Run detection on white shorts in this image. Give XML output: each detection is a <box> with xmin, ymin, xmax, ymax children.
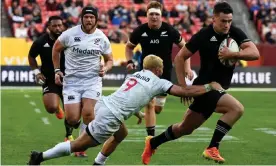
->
<box><xmin>87</xmin><ymin>99</ymin><xmax>122</xmax><ymax>144</ymax></box>
<box><xmin>63</xmin><ymin>83</ymin><xmax>102</xmax><ymax>104</ymax></box>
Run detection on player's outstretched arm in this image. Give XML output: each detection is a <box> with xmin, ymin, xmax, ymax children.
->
<box><xmin>169</xmin><ymin>82</ymin><xmax>224</xmax><ymax>97</ymax></box>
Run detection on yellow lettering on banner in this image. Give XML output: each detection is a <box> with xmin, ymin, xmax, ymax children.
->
<box><xmin>1</xmin><ymin>38</ymin><xmax>140</xmax><ymax>66</ymax></box>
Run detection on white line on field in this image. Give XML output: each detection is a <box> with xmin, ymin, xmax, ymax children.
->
<box><xmin>34</xmin><ymin>108</ymin><xmax>41</xmax><ymax>113</ymax></box>
<box><xmin>29</xmin><ymin>101</ymin><xmax>36</xmax><ymax>106</ymax></box>
<box><xmin>24</xmin><ymin>94</ymin><xmax>30</xmax><ymax>98</ymax></box>
<box><xmin>41</xmin><ymin>117</ymin><xmax>50</xmax><ymax>125</ymax></box>
<box><xmin>254</xmin><ymin>128</ymin><xmax>276</xmax><ymax>136</ymax></box>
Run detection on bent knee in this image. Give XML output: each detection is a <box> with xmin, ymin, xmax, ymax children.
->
<box><xmin>66</xmin><ymin>117</ymin><xmax>80</xmax><ymax>126</ymax></box>
<box><xmin>235</xmin><ymin>103</ymin><xmax>244</xmax><ymax>116</ymax></box>
<box><xmin>155</xmin><ymin>106</ymin><xmax>163</xmax><ymax>114</ymax></box>
<box><xmin>45</xmin><ymin>106</ymin><xmax>58</xmax><ymax>114</ymax></box>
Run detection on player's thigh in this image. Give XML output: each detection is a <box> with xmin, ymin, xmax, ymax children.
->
<box><xmin>71</xmin><ymin>130</ymin><xmax>100</xmax><ymax>152</ymax></box>
<box><xmin>113</xmin><ymin>123</ymin><xmax>128</xmax><ymax>143</ymax></box>
<box><xmin>87</xmin><ymin>101</ymin><xmax>122</xmax><ymax>144</ymax></box>
<box><xmin>81</xmin><ymin>98</ymin><xmax>97</xmax><ymax>118</ymax></box>
<box><xmin>215</xmin><ymin>93</ymin><xmax>244</xmax><ymax>114</ymax></box>
<box><xmin>63</xmin><ymin>88</ymin><xmax>82</xmax><ymax>122</ymax></box>
<box><xmin>43</xmin><ymin>93</ymin><xmax>60</xmax><ymax>111</ymax></box>
<box><xmin>81</xmin><ymin>85</ymin><xmax>102</xmax><ymax>116</ymax></box>
<box><xmin>64</xmin><ymin>103</ymin><xmax>82</xmax><ymax>123</ymax></box>
<box><xmin>189</xmin><ymin>90</ymin><xmax>226</xmax><ymax>119</ymax></box>
<box><xmin>42</xmin><ymin>83</ymin><xmax>62</xmax><ymax>110</ymax></box>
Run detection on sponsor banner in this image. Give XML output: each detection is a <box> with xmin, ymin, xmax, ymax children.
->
<box><xmin>1</xmin><ymin>38</ymin><xmax>128</xmax><ymax>66</ymax></box>
<box><xmin>1</xmin><ymin>66</ymin><xmax>276</xmax><ymax>87</ymax></box>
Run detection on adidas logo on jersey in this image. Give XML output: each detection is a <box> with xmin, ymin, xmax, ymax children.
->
<box><xmin>160</xmin><ymin>31</ymin><xmax>168</xmax><ymax>36</ymax></box>
<box><xmin>43</xmin><ymin>43</ymin><xmax>50</xmax><ymax>47</ymax></box>
<box><xmin>210</xmin><ymin>36</ymin><xmax>217</xmax><ymax>41</ymax></box>
<box><xmin>141</xmin><ymin>32</ymin><xmax>148</xmax><ymax>37</ymax></box>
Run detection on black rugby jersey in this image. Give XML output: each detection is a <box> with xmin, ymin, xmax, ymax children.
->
<box><xmin>129</xmin><ymin>22</ymin><xmax>182</xmax><ymax>70</ymax></box>
<box><xmin>29</xmin><ymin>33</ymin><xmax>65</xmax><ymax>82</ymax></box>
<box><xmin>185</xmin><ymin>24</ymin><xmax>250</xmax><ymax>89</ymax></box>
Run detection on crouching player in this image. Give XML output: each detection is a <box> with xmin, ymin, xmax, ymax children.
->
<box><xmin>28</xmin><ymin>55</ymin><xmax>224</xmax><ymax>165</ymax></box>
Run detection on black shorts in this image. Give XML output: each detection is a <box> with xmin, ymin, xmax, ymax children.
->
<box><xmin>189</xmin><ymin>90</ymin><xmax>226</xmax><ymax>119</ymax></box>
<box><xmin>42</xmin><ymin>81</ymin><xmax>63</xmax><ymax>99</ymax></box>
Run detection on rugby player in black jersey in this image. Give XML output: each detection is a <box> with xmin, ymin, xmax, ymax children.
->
<box><xmin>142</xmin><ymin>2</ymin><xmax>260</xmax><ymax>164</ymax></box>
<box><xmin>125</xmin><ymin>1</ymin><xmax>194</xmax><ymax>137</ymax></box>
<box><xmin>28</xmin><ymin>16</ymin><xmax>74</xmax><ymax>142</ymax></box>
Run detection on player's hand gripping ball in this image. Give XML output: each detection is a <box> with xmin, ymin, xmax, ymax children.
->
<box><xmin>218</xmin><ymin>38</ymin><xmax>240</xmax><ymax>67</ymax></box>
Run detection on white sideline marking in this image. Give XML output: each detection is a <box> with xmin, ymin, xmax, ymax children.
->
<box><xmin>34</xmin><ymin>108</ymin><xmax>41</xmax><ymax>113</ymax></box>
<box><xmin>41</xmin><ymin>117</ymin><xmax>50</xmax><ymax>125</ymax></box>
<box><xmin>255</xmin><ymin>128</ymin><xmax>276</xmax><ymax>136</ymax></box>
<box><xmin>24</xmin><ymin>94</ymin><xmax>30</xmax><ymax>98</ymax></box>
<box><xmin>1</xmin><ymin>86</ymin><xmax>276</xmax><ymax>92</ymax></box>
<box><xmin>29</xmin><ymin>101</ymin><xmax>36</xmax><ymax>106</ymax></box>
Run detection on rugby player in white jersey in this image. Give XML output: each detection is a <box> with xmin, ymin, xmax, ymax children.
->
<box><xmin>51</xmin><ymin>6</ymin><xmax>113</xmax><ymax>157</ymax></box>
<box><xmin>28</xmin><ymin>55</ymin><xmax>224</xmax><ymax>165</ymax></box>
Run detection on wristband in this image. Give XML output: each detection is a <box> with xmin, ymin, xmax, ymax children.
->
<box><xmin>204</xmin><ymin>84</ymin><xmax>212</xmax><ymax>92</ymax></box>
<box><xmin>33</xmin><ymin>69</ymin><xmax>40</xmax><ymax>75</ymax></box>
<box><xmin>54</xmin><ymin>68</ymin><xmax>61</xmax><ymax>73</ymax></box>
<box><xmin>127</xmin><ymin>60</ymin><xmax>134</xmax><ymax>65</ymax></box>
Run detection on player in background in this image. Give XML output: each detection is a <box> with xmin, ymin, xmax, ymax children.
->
<box><xmin>141</xmin><ymin>2</ymin><xmax>260</xmax><ymax>164</ymax></box>
<box><xmin>28</xmin><ymin>16</ymin><xmax>74</xmax><ymax>140</ymax></box>
<box><xmin>52</xmin><ymin>6</ymin><xmax>113</xmax><ymax>157</ymax></box>
<box><xmin>125</xmin><ymin>1</ymin><xmax>194</xmax><ymax>137</ymax></box>
<box><xmin>28</xmin><ymin>55</ymin><xmax>224</xmax><ymax>165</ymax></box>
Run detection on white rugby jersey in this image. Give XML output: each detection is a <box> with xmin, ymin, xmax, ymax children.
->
<box><xmin>58</xmin><ymin>25</ymin><xmax>112</xmax><ymax>85</ymax></box>
<box><xmin>102</xmin><ymin>70</ymin><xmax>173</xmax><ymax>122</ymax></box>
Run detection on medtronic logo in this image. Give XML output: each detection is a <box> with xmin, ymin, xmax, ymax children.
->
<box><xmin>72</xmin><ymin>47</ymin><xmax>101</xmax><ymax>55</ymax></box>
<box><xmin>74</xmin><ymin>37</ymin><xmax>81</xmax><ymax>42</ymax></box>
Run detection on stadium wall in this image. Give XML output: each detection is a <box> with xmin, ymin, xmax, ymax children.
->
<box><xmin>1</xmin><ymin>38</ymin><xmax>276</xmax><ymax>87</ymax></box>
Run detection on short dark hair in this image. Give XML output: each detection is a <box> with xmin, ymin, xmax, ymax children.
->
<box><xmin>213</xmin><ymin>2</ymin><xmax>233</xmax><ymax>15</ymax></box>
<box><xmin>47</xmin><ymin>16</ymin><xmax>63</xmax><ymax>26</ymax></box>
<box><xmin>146</xmin><ymin>1</ymin><xmax>163</xmax><ymax>12</ymax></box>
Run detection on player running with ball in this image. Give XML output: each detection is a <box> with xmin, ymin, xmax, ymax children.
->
<box><xmin>28</xmin><ymin>55</ymin><xmax>223</xmax><ymax>165</ymax></box>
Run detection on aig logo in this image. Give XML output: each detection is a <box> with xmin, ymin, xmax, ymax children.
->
<box><xmin>150</xmin><ymin>39</ymin><xmax>159</xmax><ymax>44</ymax></box>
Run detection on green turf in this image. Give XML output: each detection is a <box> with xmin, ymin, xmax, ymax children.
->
<box><xmin>1</xmin><ymin>89</ymin><xmax>276</xmax><ymax>165</ymax></box>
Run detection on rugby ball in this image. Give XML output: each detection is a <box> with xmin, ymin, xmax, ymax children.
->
<box><xmin>219</xmin><ymin>38</ymin><xmax>239</xmax><ymax>67</ymax></box>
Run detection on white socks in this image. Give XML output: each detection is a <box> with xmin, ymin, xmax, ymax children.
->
<box><xmin>94</xmin><ymin>152</ymin><xmax>108</xmax><ymax>165</ymax></box>
<box><xmin>42</xmin><ymin>141</ymin><xmax>71</xmax><ymax>161</ymax></box>
<box><xmin>79</xmin><ymin>123</ymin><xmax>87</xmax><ymax>136</ymax></box>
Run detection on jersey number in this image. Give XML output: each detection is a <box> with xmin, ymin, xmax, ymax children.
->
<box><xmin>123</xmin><ymin>78</ymin><xmax>137</xmax><ymax>91</ymax></box>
